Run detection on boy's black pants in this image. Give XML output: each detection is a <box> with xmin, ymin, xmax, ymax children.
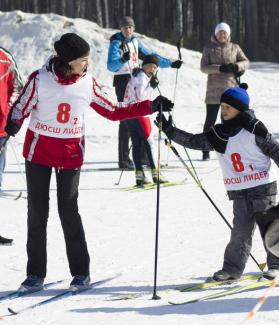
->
<box><xmin>25</xmin><ymin>160</ymin><xmax>90</xmax><ymax>278</ymax></box>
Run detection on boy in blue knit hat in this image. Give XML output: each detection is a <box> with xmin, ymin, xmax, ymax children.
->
<box><xmin>157</xmin><ymin>83</ymin><xmax>279</xmax><ymax>280</ymax></box>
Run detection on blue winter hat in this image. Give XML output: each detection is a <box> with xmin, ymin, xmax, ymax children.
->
<box><xmin>220</xmin><ymin>83</ymin><xmax>250</xmax><ymax>111</ymax></box>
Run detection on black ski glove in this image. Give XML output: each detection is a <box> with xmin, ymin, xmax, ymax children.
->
<box><xmin>122</xmin><ymin>51</ymin><xmax>130</xmax><ymax>62</ymax></box>
<box><xmin>235</xmin><ymin>111</ymin><xmax>268</xmax><ymax>139</ymax></box>
<box><xmin>155</xmin><ymin>114</ymin><xmax>174</xmax><ymax>138</ymax></box>
<box><xmin>171</xmin><ymin>60</ymin><xmax>182</xmax><ymax>69</ymax></box>
<box><xmin>5</xmin><ymin>119</ymin><xmax>20</xmax><ymax>137</ymax></box>
<box><xmin>151</xmin><ymin>95</ymin><xmax>174</xmax><ymax>113</ymax></box>
<box><xmin>219</xmin><ymin>63</ymin><xmax>238</xmax><ymax>74</ymax></box>
<box><xmin>150</xmin><ymin>74</ymin><xmax>159</xmax><ymax>89</ymax></box>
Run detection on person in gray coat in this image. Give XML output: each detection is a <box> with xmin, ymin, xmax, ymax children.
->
<box><xmin>157</xmin><ymin>83</ymin><xmax>279</xmax><ymax>281</ymax></box>
<box><xmin>200</xmin><ymin>22</ymin><xmax>249</xmax><ymax>161</ymax></box>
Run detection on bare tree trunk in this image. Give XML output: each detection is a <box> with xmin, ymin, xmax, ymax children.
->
<box><xmin>244</xmin><ymin>0</ymin><xmax>259</xmax><ymax>60</ymax></box>
<box><xmin>134</xmin><ymin>1</ymin><xmax>145</xmax><ymax>33</ymax></box>
<box><xmin>73</xmin><ymin>0</ymin><xmax>81</xmax><ymax>17</ymax></box>
<box><xmin>267</xmin><ymin>0</ymin><xmax>277</xmax><ymax>51</ymax></box>
<box><xmin>122</xmin><ymin>0</ymin><xmax>126</xmax><ymax>16</ymax></box>
<box><xmin>56</xmin><ymin>0</ymin><xmax>66</xmax><ymax>15</ymax></box>
<box><xmin>128</xmin><ymin>0</ymin><xmax>133</xmax><ymax>17</ymax></box>
<box><xmin>175</xmin><ymin>0</ymin><xmax>183</xmax><ymax>38</ymax></box>
<box><xmin>159</xmin><ymin>0</ymin><xmax>166</xmax><ymax>41</ymax></box>
<box><xmin>96</xmin><ymin>0</ymin><xmax>103</xmax><ymax>27</ymax></box>
<box><xmin>49</xmin><ymin>0</ymin><xmax>56</xmax><ymax>13</ymax></box>
<box><xmin>103</xmin><ymin>0</ymin><xmax>109</xmax><ymax>27</ymax></box>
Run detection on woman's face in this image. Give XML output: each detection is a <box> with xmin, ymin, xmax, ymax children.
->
<box><xmin>69</xmin><ymin>56</ymin><xmax>89</xmax><ymax>75</ymax></box>
<box><xmin>216</xmin><ymin>30</ymin><xmax>229</xmax><ymax>43</ymax></box>
<box><xmin>221</xmin><ymin>103</ymin><xmax>240</xmax><ymax>120</ymax></box>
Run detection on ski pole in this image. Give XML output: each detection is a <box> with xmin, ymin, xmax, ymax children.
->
<box><xmin>165</xmin><ymin>139</ymin><xmax>266</xmax><ymax>272</ymax></box>
<box><xmin>166</xmin><ymin>34</ymin><xmax>183</xmax><ymax>166</ymax></box>
<box><xmin>243</xmin><ymin>277</ymin><xmax>277</xmax><ymax>323</ymax></box>
<box><xmin>114</xmin><ymin>144</ymin><xmax>133</xmax><ymax>186</ymax></box>
<box><xmin>152</xmin><ymin>103</ymin><xmax>163</xmax><ymax>300</ymax></box>
<box><xmin>172</xmin><ymin>34</ymin><xmax>183</xmax><ymax>107</ymax></box>
<box><xmin>10</xmin><ymin>140</ymin><xmax>25</xmax><ymax>183</ymax></box>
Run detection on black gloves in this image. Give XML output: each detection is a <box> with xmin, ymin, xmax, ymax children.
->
<box><xmin>5</xmin><ymin>119</ymin><xmax>20</xmax><ymax>137</ymax></box>
<box><xmin>122</xmin><ymin>51</ymin><xmax>130</xmax><ymax>62</ymax></box>
<box><xmin>155</xmin><ymin>113</ymin><xmax>174</xmax><ymax>138</ymax></box>
<box><xmin>235</xmin><ymin>111</ymin><xmax>268</xmax><ymax>139</ymax></box>
<box><xmin>171</xmin><ymin>60</ymin><xmax>182</xmax><ymax>69</ymax></box>
<box><xmin>219</xmin><ymin>63</ymin><xmax>239</xmax><ymax>74</ymax></box>
<box><xmin>151</xmin><ymin>96</ymin><xmax>174</xmax><ymax>113</ymax></box>
<box><xmin>150</xmin><ymin>74</ymin><xmax>159</xmax><ymax>89</ymax></box>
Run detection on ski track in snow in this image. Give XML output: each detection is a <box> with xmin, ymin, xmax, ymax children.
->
<box><xmin>0</xmin><ymin>10</ymin><xmax>279</xmax><ymax>325</ymax></box>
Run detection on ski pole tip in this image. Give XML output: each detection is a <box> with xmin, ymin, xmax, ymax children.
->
<box><xmin>152</xmin><ymin>294</ymin><xmax>161</xmax><ymax>300</ymax></box>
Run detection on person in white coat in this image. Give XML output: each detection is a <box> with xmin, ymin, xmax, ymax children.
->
<box><xmin>124</xmin><ymin>55</ymin><xmax>167</xmax><ymax>186</ymax></box>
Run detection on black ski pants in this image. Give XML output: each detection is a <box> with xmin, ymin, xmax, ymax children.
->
<box><xmin>125</xmin><ymin>118</ymin><xmax>156</xmax><ymax>171</ymax></box>
<box><xmin>202</xmin><ymin>104</ymin><xmax>220</xmax><ymax>155</ymax></box>
<box><xmin>114</xmin><ymin>76</ymin><xmax>131</xmax><ymax>166</ymax></box>
<box><xmin>25</xmin><ymin>160</ymin><xmax>90</xmax><ymax>278</ymax></box>
<box><xmin>203</xmin><ymin>104</ymin><xmax>220</xmax><ymax>133</ymax></box>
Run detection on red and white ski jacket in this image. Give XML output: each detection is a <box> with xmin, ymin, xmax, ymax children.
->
<box><xmin>0</xmin><ymin>47</ymin><xmax>22</xmax><ymax>137</ymax></box>
<box><xmin>123</xmin><ymin>69</ymin><xmax>156</xmax><ymax>139</ymax></box>
<box><xmin>11</xmin><ymin>59</ymin><xmax>152</xmax><ymax>169</ymax></box>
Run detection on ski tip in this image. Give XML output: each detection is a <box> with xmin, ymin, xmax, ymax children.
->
<box><xmin>7</xmin><ymin>307</ymin><xmax>18</xmax><ymax>315</ymax></box>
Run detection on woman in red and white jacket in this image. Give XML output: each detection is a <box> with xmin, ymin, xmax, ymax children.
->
<box><xmin>5</xmin><ymin>33</ymin><xmax>173</xmax><ymax>292</ymax></box>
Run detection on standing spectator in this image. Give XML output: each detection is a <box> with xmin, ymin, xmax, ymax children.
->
<box><xmin>200</xmin><ymin>22</ymin><xmax>249</xmax><ymax>161</ymax></box>
<box><xmin>107</xmin><ymin>16</ymin><xmax>182</xmax><ymax>169</ymax></box>
<box><xmin>5</xmin><ymin>33</ymin><xmax>173</xmax><ymax>292</ymax></box>
<box><xmin>0</xmin><ymin>46</ymin><xmax>22</xmax><ymax>245</ymax></box>
<box><xmin>124</xmin><ymin>55</ymin><xmax>167</xmax><ymax>186</ymax></box>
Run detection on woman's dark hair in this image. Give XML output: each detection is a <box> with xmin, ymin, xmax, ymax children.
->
<box><xmin>53</xmin><ymin>56</ymin><xmax>73</xmax><ymax>79</ymax></box>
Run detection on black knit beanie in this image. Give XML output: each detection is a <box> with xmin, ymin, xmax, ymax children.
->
<box><xmin>142</xmin><ymin>55</ymin><xmax>159</xmax><ymax>67</ymax></box>
<box><xmin>54</xmin><ymin>33</ymin><xmax>90</xmax><ymax>63</ymax></box>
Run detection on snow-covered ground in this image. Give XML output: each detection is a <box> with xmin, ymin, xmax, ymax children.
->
<box><xmin>0</xmin><ymin>10</ymin><xmax>279</xmax><ymax>325</ymax></box>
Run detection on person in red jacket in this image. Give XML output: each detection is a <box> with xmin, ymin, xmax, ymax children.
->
<box><xmin>5</xmin><ymin>33</ymin><xmax>173</xmax><ymax>292</ymax></box>
<box><xmin>0</xmin><ymin>47</ymin><xmax>22</xmax><ymax>245</ymax></box>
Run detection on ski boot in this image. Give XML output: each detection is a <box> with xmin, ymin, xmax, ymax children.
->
<box><xmin>151</xmin><ymin>169</ymin><xmax>168</xmax><ymax>184</ymax></box>
<box><xmin>18</xmin><ymin>275</ymin><xmax>44</xmax><ymax>292</ymax></box>
<box><xmin>119</xmin><ymin>159</ymin><xmax>134</xmax><ymax>170</ymax></box>
<box><xmin>212</xmin><ymin>270</ymin><xmax>240</xmax><ymax>282</ymax></box>
<box><xmin>0</xmin><ymin>235</ymin><xmax>13</xmax><ymax>245</ymax></box>
<box><xmin>135</xmin><ymin>170</ymin><xmax>151</xmax><ymax>187</ymax></box>
<box><xmin>69</xmin><ymin>275</ymin><xmax>90</xmax><ymax>291</ymax></box>
<box><xmin>262</xmin><ymin>269</ymin><xmax>279</xmax><ymax>280</ymax></box>
<box><xmin>202</xmin><ymin>151</ymin><xmax>210</xmax><ymax>161</ymax></box>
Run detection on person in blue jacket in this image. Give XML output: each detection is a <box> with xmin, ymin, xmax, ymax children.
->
<box><xmin>107</xmin><ymin>16</ymin><xmax>182</xmax><ymax>169</ymax></box>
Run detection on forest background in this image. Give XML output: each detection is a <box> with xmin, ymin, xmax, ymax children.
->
<box><xmin>0</xmin><ymin>0</ymin><xmax>277</xmax><ymax>61</ymax></box>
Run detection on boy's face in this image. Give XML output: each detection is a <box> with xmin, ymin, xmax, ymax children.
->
<box><xmin>121</xmin><ymin>26</ymin><xmax>135</xmax><ymax>38</ymax></box>
<box><xmin>143</xmin><ymin>63</ymin><xmax>158</xmax><ymax>76</ymax></box>
<box><xmin>221</xmin><ymin>103</ymin><xmax>240</xmax><ymax>120</ymax></box>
